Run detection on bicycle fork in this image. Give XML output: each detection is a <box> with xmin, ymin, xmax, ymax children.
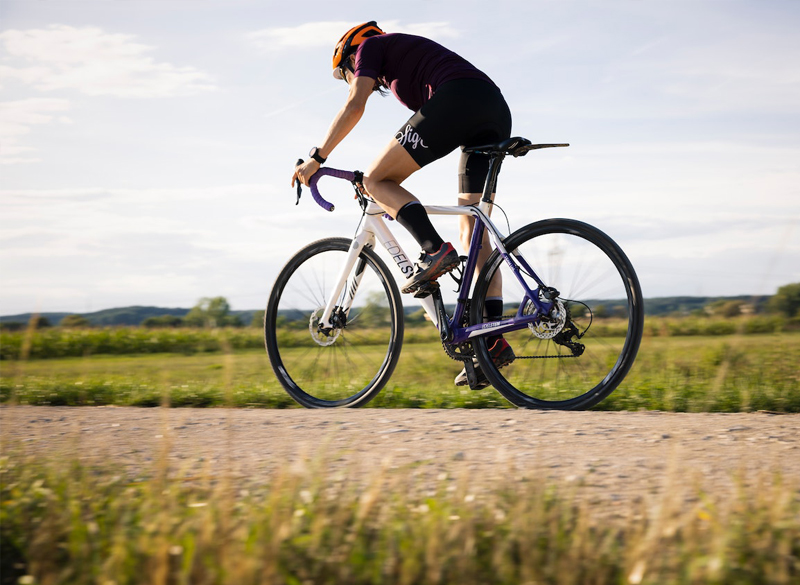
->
<box><xmin>316</xmin><ymin>206</ymin><xmax>440</xmax><ymax>331</ymax></box>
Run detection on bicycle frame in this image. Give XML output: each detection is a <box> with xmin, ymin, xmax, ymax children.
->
<box><xmin>316</xmin><ymin>197</ymin><xmax>556</xmax><ymax>346</ymax></box>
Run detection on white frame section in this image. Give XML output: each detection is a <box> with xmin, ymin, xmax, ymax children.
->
<box><xmin>316</xmin><ymin>199</ymin><xmax>509</xmax><ymax>331</ymax></box>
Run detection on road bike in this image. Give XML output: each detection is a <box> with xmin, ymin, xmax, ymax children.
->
<box><xmin>265</xmin><ymin>137</ymin><xmax>644</xmax><ymax>409</ymax></box>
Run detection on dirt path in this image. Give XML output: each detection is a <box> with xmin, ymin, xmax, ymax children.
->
<box><xmin>3</xmin><ymin>406</ymin><xmax>798</xmax><ymax>509</ymax></box>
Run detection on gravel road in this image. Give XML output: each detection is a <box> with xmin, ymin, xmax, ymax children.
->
<box><xmin>3</xmin><ymin>406</ymin><xmax>798</xmax><ymax>510</ymax></box>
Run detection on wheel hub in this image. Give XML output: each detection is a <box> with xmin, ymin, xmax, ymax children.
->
<box><xmin>526</xmin><ymin>298</ymin><xmax>567</xmax><ymax>339</ymax></box>
<box><xmin>309</xmin><ymin>307</ymin><xmax>342</xmax><ymax>346</ymax></box>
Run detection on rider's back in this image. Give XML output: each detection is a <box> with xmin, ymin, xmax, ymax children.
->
<box><xmin>353</xmin><ymin>33</ymin><xmax>496</xmax><ymax>111</ymax></box>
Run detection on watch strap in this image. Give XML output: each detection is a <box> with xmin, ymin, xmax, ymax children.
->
<box><xmin>310</xmin><ymin>147</ymin><xmax>327</xmax><ymax>164</ymax></box>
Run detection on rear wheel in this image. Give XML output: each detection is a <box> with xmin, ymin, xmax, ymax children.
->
<box><xmin>471</xmin><ymin>219</ymin><xmax>643</xmax><ymax>409</ymax></box>
<box><xmin>265</xmin><ymin>238</ymin><xmax>404</xmax><ymax>408</ymax></box>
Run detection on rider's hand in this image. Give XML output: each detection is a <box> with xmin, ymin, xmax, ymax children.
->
<box><xmin>291</xmin><ymin>159</ymin><xmax>321</xmax><ymax>188</ymax></box>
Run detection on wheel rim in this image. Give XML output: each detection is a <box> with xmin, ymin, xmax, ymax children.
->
<box><xmin>267</xmin><ymin>243</ymin><xmax>401</xmax><ymax>407</ymax></box>
<box><xmin>474</xmin><ymin>222</ymin><xmax>642</xmax><ymax>408</ymax></box>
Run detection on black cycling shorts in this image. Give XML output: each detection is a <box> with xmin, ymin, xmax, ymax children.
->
<box><xmin>394</xmin><ymin>78</ymin><xmax>512</xmax><ymax>194</ymax></box>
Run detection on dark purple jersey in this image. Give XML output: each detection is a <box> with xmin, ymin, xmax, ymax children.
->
<box><xmin>352</xmin><ymin>33</ymin><xmax>495</xmax><ymax>112</ymax></box>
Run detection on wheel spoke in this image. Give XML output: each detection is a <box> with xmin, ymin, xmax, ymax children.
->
<box><xmin>470</xmin><ymin>220</ymin><xmax>643</xmax><ymax>409</ymax></box>
<box><xmin>265</xmin><ymin>239</ymin><xmax>403</xmax><ymax>408</ymax></box>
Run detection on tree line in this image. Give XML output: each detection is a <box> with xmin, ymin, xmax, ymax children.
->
<box><xmin>0</xmin><ymin>297</ymin><xmax>265</xmax><ymax>331</ymax></box>
<box><xmin>2</xmin><ymin>284</ymin><xmax>800</xmax><ymax>331</ymax></box>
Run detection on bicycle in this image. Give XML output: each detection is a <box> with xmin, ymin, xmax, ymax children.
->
<box><xmin>265</xmin><ymin>136</ymin><xmax>644</xmax><ymax>409</ymax></box>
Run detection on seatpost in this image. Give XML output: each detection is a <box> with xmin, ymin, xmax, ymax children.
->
<box><xmin>481</xmin><ymin>155</ymin><xmax>504</xmax><ymax>203</ymax></box>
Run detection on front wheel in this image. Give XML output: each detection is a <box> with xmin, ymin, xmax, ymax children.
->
<box><xmin>265</xmin><ymin>238</ymin><xmax>404</xmax><ymax>408</ymax></box>
<box><xmin>471</xmin><ymin>219</ymin><xmax>644</xmax><ymax>409</ymax></box>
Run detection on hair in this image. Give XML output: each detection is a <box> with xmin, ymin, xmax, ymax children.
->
<box><xmin>373</xmin><ymin>77</ymin><xmax>389</xmax><ymax>96</ymax></box>
<box><xmin>344</xmin><ymin>54</ymin><xmax>389</xmax><ymax>96</ymax></box>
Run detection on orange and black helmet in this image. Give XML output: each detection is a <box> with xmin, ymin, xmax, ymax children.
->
<box><xmin>332</xmin><ymin>21</ymin><xmax>385</xmax><ymax>79</ymax></box>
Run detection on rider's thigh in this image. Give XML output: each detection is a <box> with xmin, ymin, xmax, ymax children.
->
<box><xmin>365</xmin><ymin>139</ymin><xmax>421</xmax><ymax>185</ymax></box>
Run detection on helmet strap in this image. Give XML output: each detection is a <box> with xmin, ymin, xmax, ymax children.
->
<box><xmin>339</xmin><ymin>55</ymin><xmax>355</xmax><ymax>81</ymax></box>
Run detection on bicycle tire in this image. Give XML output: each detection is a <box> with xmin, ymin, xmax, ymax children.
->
<box><xmin>470</xmin><ymin>219</ymin><xmax>644</xmax><ymax>409</ymax></box>
<box><xmin>265</xmin><ymin>237</ymin><xmax>404</xmax><ymax>408</ymax></box>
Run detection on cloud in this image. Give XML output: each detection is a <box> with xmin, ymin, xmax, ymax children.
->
<box><xmin>0</xmin><ymin>25</ymin><xmax>217</xmax><ymax>98</ymax></box>
<box><xmin>246</xmin><ymin>20</ymin><xmax>459</xmax><ymax>53</ymax></box>
<box><xmin>0</xmin><ymin>98</ymin><xmax>71</xmax><ymax>164</ymax></box>
<box><xmin>604</xmin><ymin>31</ymin><xmax>800</xmax><ymax>115</ymax></box>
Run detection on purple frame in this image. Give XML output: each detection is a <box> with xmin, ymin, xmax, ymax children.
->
<box><xmin>306</xmin><ymin>166</ymin><xmax>557</xmax><ymax>347</ymax></box>
<box><xmin>446</xmin><ymin>213</ymin><xmax>554</xmax><ymax>346</ymax></box>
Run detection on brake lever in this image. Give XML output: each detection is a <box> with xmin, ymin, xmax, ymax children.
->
<box><xmin>294</xmin><ymin>158</ymin><xmax>304</xmax><ymax>205</ymax></box>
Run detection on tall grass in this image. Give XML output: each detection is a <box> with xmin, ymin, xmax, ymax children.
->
<box><xmin>0</xmin><ymin>315</ymin><xmax>793</xmax><ymax>361</ymax></box>
<box><xmin>1</xmin><ymin>447</ymin><xmax>798</xmax><ymax>585</ymax></box>
<box><xmin>0</xmin><ymin>327</ymin><xmax>267</xmax><ymax>360</ymax></box>
<box><xmin>2</xmin><ymin>334</ymin><xmax>799</xmax><ymax>411</ymax></box>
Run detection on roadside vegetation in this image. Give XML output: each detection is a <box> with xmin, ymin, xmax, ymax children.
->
<box><xmin>1</xmin><ymin>446</ymin><xmax>798</xmax><ymax>585</ymax></box>
<box><xmin>2</xmin><ymin>286</ymin><xmax>799</xmax><ymax>583</ymax></box>
<box><xmin>0</xmin><ymin>313</ymin><xmax>796</xmax><ymax>361</ymax></box>
<box><xmin>1</xmin><ymin>333</ymin><xmax>798</xmax><ymax>412</ymax></box>
<box><xmin>1</xmin><ymin>284</ymin><xmax>798</xmax><ymax>411</ymax></box>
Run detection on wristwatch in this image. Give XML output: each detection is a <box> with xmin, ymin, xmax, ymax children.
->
<box><xmin>309</xmin><ymin>147</ymin><xmax>327</xmax><ymax>164</ymax></box>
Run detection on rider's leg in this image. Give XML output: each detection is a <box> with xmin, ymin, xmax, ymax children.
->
<box><xmin>362</xmin><ymin>139</ymin><xmax>420</xmax><ymax>218</ymax></box>
<box><xmin>457</xmin><ymin>140</ymin><xmax>507</xmax><ymax>301</ymax></box>
<box><xmin>454</xmin><ymin>199</ymin><xmax>513</xmax><ymax>388</ymax></box>
<box><xmin>458</xmin><ymin>192</ymin><xmax>502</xmax><ymax>300</ymax></box>
<box><xmin>365</xmin><ymin>139</ymin><xmax>459</xmax><ymax>292</ymax></box>
<box><xmin>364</xmin><ymin>139</ymin><xmax>445</xmax><ymax>254</ymax></box>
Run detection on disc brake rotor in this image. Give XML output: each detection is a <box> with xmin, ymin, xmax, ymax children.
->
<box><xmin>526</xmin><ymin>298</ymin><xmax>567</xmax><ymax>339</ymax></box>
<box><xmin>309</xmin><ymin>307</ymin><xmax>341</xmax><ymax>346</ymax></box>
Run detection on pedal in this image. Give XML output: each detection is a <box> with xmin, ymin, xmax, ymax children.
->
<box><xmin>413</xmin><ymin>280</ymin><xmax>440</xmax><ymax>299</ymax></box>
<box><xmin>464</xmin><ymin>359</ymin><xmax>481</xmax><ymax>390</ymax></box>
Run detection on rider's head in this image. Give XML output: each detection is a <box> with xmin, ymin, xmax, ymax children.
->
<box><xmin>332</xmin><ymin>21</ymin><xmax>385</xmax><ymax>81</ymax></box>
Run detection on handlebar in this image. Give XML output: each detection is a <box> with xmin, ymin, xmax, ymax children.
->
<box><xmin>308</xmin><ymin>167</ymin><xmax>356</xmax><ymax>212</ymax></box>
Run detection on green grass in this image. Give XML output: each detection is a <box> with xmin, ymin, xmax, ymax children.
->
<box><xmin>1</xmin><ymin>448</ymin><xmax>798</xmax><ymax>584</ymax></box>
<box><xmin>0</xmin><ymin>315</ymin><xmax>792</xmax><ymax>361</ymax></box>
<box><xmin>2</xmin><ymin>333</ymin><xmax>799</xmax><ymax>412</ymax></box>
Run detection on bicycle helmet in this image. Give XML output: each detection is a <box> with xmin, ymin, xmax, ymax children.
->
<box><xmin>332</xmin><ymin>21</ymin><xmax>385</xmax><ymax>80</ymax></box>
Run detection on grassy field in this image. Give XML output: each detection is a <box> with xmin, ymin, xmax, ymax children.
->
<box><xmin>2</xmin><ymin>445</ymin><xmax>798</xmax><ymax>584</ymax></box>
<box><xmin>3</xmin><ymin>328</ymin><xmax>799</xmax><ymax>583</ymax></box>
<box><xmin>2</xmin><ymin>332</ymin><xmax>799</xmax><ymax>411</ymax></box>
<box><xmin>0</xmin><ymin>314</ymin><xmax>791</xmax><ymax>361</ymax></box>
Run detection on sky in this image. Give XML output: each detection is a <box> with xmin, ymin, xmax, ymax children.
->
<box><xmin>1</xmin><ymin>0</ymin><xmax>799</xmax><ymax>315</ymax></box>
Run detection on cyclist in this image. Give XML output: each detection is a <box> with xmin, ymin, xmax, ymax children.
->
<box><xmin>290</xmin><ymin>21</ymin><xmax>514</xmax><ymax>387</ymax></box>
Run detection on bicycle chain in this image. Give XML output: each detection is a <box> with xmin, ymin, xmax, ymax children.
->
<box><xmin>439</xmin><ymin>298</ymin><xmax>585</xmax><ymax>362</ymax></box>
<box><xmin>514</xmin><ymin>353</ymin><xmax>580</xmax><ymax>360</ymax></box>
<box><xmin>440</xmin><ymin>321</ymin><xmax>585</xmax><ymax>361</ymax></box>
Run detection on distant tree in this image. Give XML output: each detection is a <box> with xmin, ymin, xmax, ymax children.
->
<box><xmin>355</xmin><ymin>292</ymin><xmax>390</xmax><ymax>327</ymax></box>
<box><xmin>593</xmin><ymin>304</ymin><xmax>608</xmax><ymax>319</ymax></box>
<box><xmin>405</xmin><ymin>308</ymin><xmax>428</xmax><ymax>326</ymax></box>
<box><xmin>0</xmin><ymin>321</ymin><xmax>25</xmax><ymax>332</ymax></box>
<box><xmin>768</xmin><ymin>283</ymin><xmax>800</xmax><ymax>318</ymax></box>
<box><xmin>60</xmin><ymin>314</ymin><xmax>90</xmax><ymax>328</ymax></box>
<box><xmin>183</xmin><ymin>296</ymin><xmax>242</xmax><ymax>328</ymax></box>
<box><xmin>142</xmin><ymin>315</ymin><xmax>183</xmax><ymax>328</ymax></box>
<box><xmin>707</xmin><ymin>299</ymin><xmax>744</xmax><ymax>318</ymax></box>
<box><xmin>250</xmin><ymin>310</ymin><xmax>266</xmax><ymax>328</ymax></box>
<box><xmin>612</xmin><ymin>305</ymin><xmax>628</xmax><ymax>319</ymax></box>
<box><xmin>566</xmin><ymin>303</ymin><xmax>587</xmax><ymax>319</ymax></box>
<box><xmin>29</xmin><ymin>316</ymin><xmax>51</xmax><ymax>329</ymax></box>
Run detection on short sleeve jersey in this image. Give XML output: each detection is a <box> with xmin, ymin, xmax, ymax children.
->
<box><xmin>353</xmin><ymin>33</ymin><xmax>495</xmax><ymax>112</ymax></box>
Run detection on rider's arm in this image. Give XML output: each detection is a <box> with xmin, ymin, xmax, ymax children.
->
<box><xmin>292</xmin><ymin>76</ymin><xmax>374</xmax><ymax>187</ymax></box>
<box><xmin>319</xmin><ymin>76</ymin><xmax>373</xmax><ymax>158</ymax></box>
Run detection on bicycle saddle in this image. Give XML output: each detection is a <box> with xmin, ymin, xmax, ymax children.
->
<box><xmin>463</xmin><ymin>137</ymin><xmax>569</xmax><ymax>157</ymax></box>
